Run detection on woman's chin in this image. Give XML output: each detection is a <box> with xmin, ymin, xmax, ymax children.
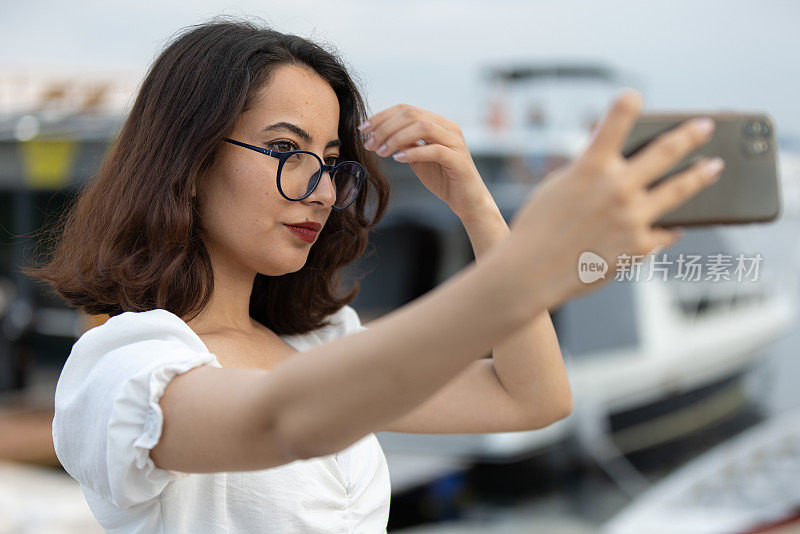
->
<box><xmin>250</xmin><ymin>255</ymin><xmax>307</xmax><ymax>277</ymax></box>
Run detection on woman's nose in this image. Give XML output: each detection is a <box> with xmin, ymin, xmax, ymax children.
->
<box><xmin>306</xmin><ymin>169</ymin><xmax>337</xmax><ymax>208</ymax></box>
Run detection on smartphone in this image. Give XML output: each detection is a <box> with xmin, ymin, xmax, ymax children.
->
<box><xmin>621</xmin><ymin>112</ymin><xmax>781</xmax><ymax>227</ymax></box>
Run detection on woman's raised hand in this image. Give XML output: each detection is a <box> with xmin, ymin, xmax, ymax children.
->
<box><xmin>506</xmin><ymin>89</ymin><xmax>725</xmax><ymax>309</ymax></box>
<box><xmin>358</xmin><ymin>104</ymin><xmax>493</xmax><ymax>220</ymax></box>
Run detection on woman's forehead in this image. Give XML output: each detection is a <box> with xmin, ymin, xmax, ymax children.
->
<box><xmin>241</xmin><ymin>65</ymin><xmax>340</xmax><ymax>138</ymax></box>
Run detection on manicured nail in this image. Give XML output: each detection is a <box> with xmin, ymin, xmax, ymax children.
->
<box><xmin>392</xmin><ymin>151</ymin><xmax>406</xmax><ymax>161</ymax></box>
<box><xmin>364</xmin><ymin>136</ymin><xmax>376</xmax><ymax>150</ymax></box>
<box><xmin>704</xmin><ymin>157</ymin><xmax>725</xmax><ymax>176</ymax></box>
<box><xmin>358</xmin><ymin>121</ymin><xmax>371</xmax><ymax>131</ymax></box>
<box><xmin>692</xmin><ymin>117</ymin><xmax>715</xmax><ymax>137</ymax></box>
<box><xmin>377</xmin><ymin>143</ymin><xmax>388</xmax><ymax>156</ymax></box>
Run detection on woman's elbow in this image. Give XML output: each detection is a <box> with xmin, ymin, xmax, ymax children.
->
<box><xmin>538</xmin><ymin>391</ymin><xmax>574</xmax><ymax>428</ymax></box>
<box><xmin>554</xmin><ymin>392</ymin><xmax>574</xmax><ymax>422</ymax></box>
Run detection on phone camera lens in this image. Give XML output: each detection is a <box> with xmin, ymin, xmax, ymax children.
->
<box><xmin>744</xmin><ymin>120</ymin><xmax>771</xmax><ymax>137</ymax></box>
<box><xmin>745</xmin><ymin>138</ymin><xmax>770</xmax><ymax>155</ymax></box>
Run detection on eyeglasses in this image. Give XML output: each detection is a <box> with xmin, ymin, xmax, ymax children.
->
<box><xmin>224</xmin><ymin>138</ymin><xmax>366</xmax><ymax>210</ymax></box>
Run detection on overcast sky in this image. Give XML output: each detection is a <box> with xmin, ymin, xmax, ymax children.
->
<box><xmin>2</xmin><ymin>0</ymin><xmax>799</xmax><ymax>138</ymax></box>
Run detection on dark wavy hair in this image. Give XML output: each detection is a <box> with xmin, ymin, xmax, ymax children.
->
<box><xmin>20</xmin><ymin>18</ymin><xmax>391</xmax><ymax>336</ymax></box>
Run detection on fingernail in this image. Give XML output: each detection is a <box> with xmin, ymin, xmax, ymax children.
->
<box><xmin>692</xmin><ymin>117</ymin><xmax>715</xmax><ymax>137</ymax></box>
<box><xmin>392</xmin><ymin>151</ymin><xmax>406</xmax><ymax>161</ymax></box>
<box><xmin>358</xmin><ymin>120</ymin><xmax>371</xmax><ymax>131</ymax></box>
<box><xmin>363</xmin><ymin>136</ymin><xmax>376</xmax><ymax>150</ymax></box>
<box><xmin>704</xmin><ymin>157</ymin><xmax>725</xmax><ymax>176</ymax></box>
<box><xmin>376</xmin><ymin>143</ymin><xmax>388</xmax><ymax>156</ymax></box>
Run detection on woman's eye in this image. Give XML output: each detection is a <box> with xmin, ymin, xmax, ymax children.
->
<box><xmin>269</xmin><ymin>140</ymin><xmax>298</xmax><ymax>152</ymax></box>
<box><xmin>325</xmin><ymin>156</ymin><xmax>340</xmax><ymax>166</ymax></box>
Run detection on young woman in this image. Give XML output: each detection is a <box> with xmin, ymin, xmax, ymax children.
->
<box><xmin>24</xmin><ymin>18</ymin><xmax>722</xmax><ymax>534</ymax></box>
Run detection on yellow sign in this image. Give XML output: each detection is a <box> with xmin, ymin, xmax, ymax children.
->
<box><xmin>19</xmin><ymin>138</ymin><xmax>78</xmax><ymax>189</ymax></box>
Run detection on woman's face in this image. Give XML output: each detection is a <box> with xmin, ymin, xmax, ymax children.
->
<box><xmin>197</xmin><ymin>64</ymin><xmax>341</xmax><ymax>277</ymax></box>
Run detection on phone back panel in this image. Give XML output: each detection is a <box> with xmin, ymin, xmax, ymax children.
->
<box><xmin>621</xmin><ymin>112</ymin><xmax>781</xmax><ymax>227</ymax></box>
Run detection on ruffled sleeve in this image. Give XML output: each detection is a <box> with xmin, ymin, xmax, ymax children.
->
<box><xmin>52</xmin><ymin>310</ymin><xmax>219</xmax><ymax>510</ymax></box>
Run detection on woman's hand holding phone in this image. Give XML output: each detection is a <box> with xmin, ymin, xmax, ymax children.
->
<box><xmin>505</xmin><ymin>89</ymin><xmax>726</xmax><ymax>310</ymax></box>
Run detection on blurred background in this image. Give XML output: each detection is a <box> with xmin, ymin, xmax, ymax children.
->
<box><xmin>1</xmin><ymin>1</ymin><xmax>800</xmax><ymax>532</ymax></box>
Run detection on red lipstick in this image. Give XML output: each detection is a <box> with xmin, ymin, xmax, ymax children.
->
<box><xmin>284</xmin><ymin>221</ymin><xmax>321</xmax><ymax>243</ymax></box>
<box><xmin>286</xmin><ymin>221</ymin><xmax>322</xmax><ymax>232</ymax></box>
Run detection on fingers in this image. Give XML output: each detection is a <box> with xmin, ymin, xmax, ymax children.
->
<box><xmin>359</xmin><ymin>104</ymin><xmax>463</xmax><ymax>157</ymax></box>
<box><xmin>392</xmin><ymin>143</ymin><xmax>460</xmax><ymax>167</ymax></box>
<box><xmin>370</xmin><ymin>117</ymin><xmax>461</xmax><ymax>157</ymax></box>
<box><xmin>627</xmin><ymin>117</ymin><xmax>716</xmax><ymax>187</ymax></box>
<box><xmin>642</xmin><ymin>157</ymin><xmax>725</xmax><ymax>222</ymax></box>
<box><xmin>582</xmin><ymin>89</ymin><xmax>643</xmax><ymax>166</ymax></box>
<box><xmin>359</xmin><ymin>103</ymin><xmax>413</xmax><ymax>133</ymax></box>
<box><xmin>360</xmin><ymin>103</ymin><xmax>460</xmax><ymax>134</ymax></box>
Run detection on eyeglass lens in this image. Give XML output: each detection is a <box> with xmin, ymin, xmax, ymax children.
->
<box><xmin>281</xmin><ymin>152</ymin><xmax>364</xmax><ymax>208</ymax></box>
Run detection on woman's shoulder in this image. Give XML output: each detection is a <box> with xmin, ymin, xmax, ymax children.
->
<box><xmin>53</xmin><ymin>309</ymin><xmax>219</xmax><ymax>509</ymax></box>
<box><xmin>279</xmin><ymin>304</ymin><xmax>366</xmax><ymax>346</ymax></box>
<box><xmin>75</xmin><ymin>308</ymin><xmax>208</xmax><ymax>356</ymax></box>
<box><xmin>306</xmin><ymin>304</ymin><xmax>368</xmax><ymax>344</ymax></box>
<box><xmin>58</xmin><ymin>309</ymin><xmax>217</xmax><ymax>397</ymax></box>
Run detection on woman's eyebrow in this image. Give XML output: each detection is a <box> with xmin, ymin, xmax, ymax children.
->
<box><xmin>262</xmin><ymin>122</ymin><xmax>341</xmax><ymax>149</ymax></box>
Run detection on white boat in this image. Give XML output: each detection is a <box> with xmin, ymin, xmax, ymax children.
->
<box><xmin>353</xmin><ymin>64</ymin><xmax>800</xmax><ymax>495</ymax></box>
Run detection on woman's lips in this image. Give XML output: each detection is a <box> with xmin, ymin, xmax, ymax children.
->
<box><xmin>285</xmin><ymin>224</ymin><xmax>318</xmax><ymax>243</ymax></box>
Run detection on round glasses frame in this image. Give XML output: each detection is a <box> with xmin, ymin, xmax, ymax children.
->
<box><xmin>224</xmin><ymin>137</ymin><xmax>366</xmax><ymax>210</ymax></box>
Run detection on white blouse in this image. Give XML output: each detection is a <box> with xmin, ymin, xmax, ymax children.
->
<box><xmin>52</xmin><ymin>306</ymin><xmax>391</xmax><ymax>533</ymax></box>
